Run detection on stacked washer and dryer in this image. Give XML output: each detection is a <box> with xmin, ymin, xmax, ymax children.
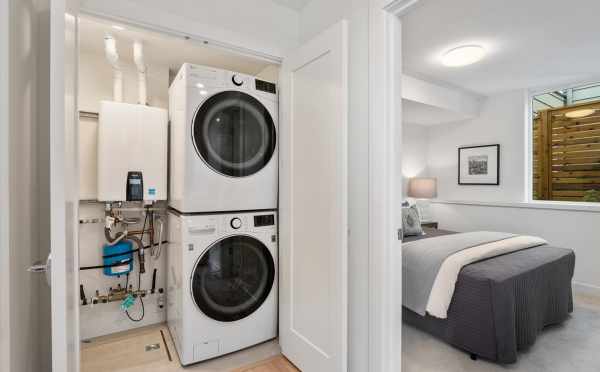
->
<box><xmin>167</xmin><ymin>63</ymin><xmax>279</xmax><ymax>366</ymax></box>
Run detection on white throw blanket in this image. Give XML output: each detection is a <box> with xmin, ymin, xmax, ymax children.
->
<box><xmin>425</xmin><ymin>235</ymin><xmax>547</xmax><ymax>318</ymax></box>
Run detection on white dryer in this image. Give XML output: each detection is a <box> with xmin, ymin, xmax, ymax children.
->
<box><xmin>169</xmin><ymin>63</ymin><xmax>278</xmax><ymax>213</ymax></box>
<box><xmin>167</xmin><ymin>210</ymin><xmax>278</xmax><ymax>366</ymax></box>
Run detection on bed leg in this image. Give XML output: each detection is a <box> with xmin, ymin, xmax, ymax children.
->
<box><xmin>470</xmin><ymin>353</ymin><xmax>478</xmax><ymax>361</ymax></box>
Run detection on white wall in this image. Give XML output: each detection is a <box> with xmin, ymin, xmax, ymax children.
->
<box><xmin>421</xmin><ymin>88</ymin><xmax>600</xmax><ymax>292</ymax></box>
<box><xmin>80</xmin><ymin>0</ymin><xmax>300</xmax><ymax>59</ymax></box>
<box><xmin>432</xmin><ymin>202</ymin><xmax>600</xmax><ymax>291</ymax></box>
<box><xmin>298</xmin><ymin>1</ymin><xmax>370</xmax><ymax>371</ymax></box>
<box><xmin>402</xmin><ymin>123</ymin><xmax>429</xmax><ymax>198</ymax></box>
<box><xmin>427</xmin><ymin>90</ymin><xmax>527</xmax><ymax>202</ymax></box>
<box><xmin>78</xmin><ymin>50</ymin><xmax>170</xmax><ymax>339</ymax></box>
<box><xmin>402</xmin><ymin>74</ymin><xmax>482</xmax><ymax>125</ymax></box>
<box><xmin>79</xmin><ymin>204</ymin><xmax>168</xmax><ymax>340</ymax></box>
<box><xmin>79</xmin><ymin>51</ymin><xmax>169</xmax><ymax>200</ymax></box>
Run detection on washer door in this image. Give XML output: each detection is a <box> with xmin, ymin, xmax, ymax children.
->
<box><xmin>192</xmin><ymin>91</ymin><xmax>276</xmax><ymax>177</ymax></box>
<box><xmin>191</xmin><ymin>235</ymin><xmax>275</xmax><ymax>322</ymax></box>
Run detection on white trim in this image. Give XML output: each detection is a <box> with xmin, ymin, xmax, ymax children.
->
<box><xmin>383</xmin><ymin>0</ymin><xmax>422</xmax><ymax>15</ymax></box>
<box><xmin>573</xmin><ymin>282</ymin><xmax>600</xmax><ymax>298</ymax></box>
<box><xmin>368</xmin><ymin>1</ymin><xmax>420</xmax><ymax>372</ymax></box>
<box><xmin>432</xmin><ymin>199</ymin><xmax>600</xmax><ymax>213</ymax></box>
<box><xmin>528</xmin><ymin>76</ymin><xmax>600</xmax><ymax>97</ymax></box>
<box><xmin>0</xmin><ymin>0</ymin><xmax>10</xmax><ymax>369</ymax></box>
<box><xmin>79</xmin><ymin>9</ymin><xmax>283</xmax><ymax>65</ymax></box>
<box><xmin>524</xmin><ymin>90</ymin><xmax>534</xmax><ymax>202</ymax></box>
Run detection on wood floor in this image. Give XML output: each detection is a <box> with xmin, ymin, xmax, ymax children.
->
<box><xmin>81</xmin><ymin>324</ymin><xmax>298</xmax><ymax>372</ymax></box>
<box><xmin>232</xmin><ymin>356</ymin><xmax>299</xmax><ymax>372</ymax></box>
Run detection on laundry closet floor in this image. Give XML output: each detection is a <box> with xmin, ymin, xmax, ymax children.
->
<box><xmin>81</xmin><ymin>324</ymin><xmax>299</xmax><ymax>372</ymax></box>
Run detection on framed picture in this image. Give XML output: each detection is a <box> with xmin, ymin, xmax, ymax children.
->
<box><xmin>458</xmin><ymin>144</ymin><xmax>500</xmax><ymax>185</ymax></box>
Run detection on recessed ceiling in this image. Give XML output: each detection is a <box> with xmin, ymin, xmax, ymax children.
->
<box><xmin>269</xmin><ymin>0</ymin><xmax>310</xmax><ymax>11</ymax></box>
<box><xmin>79</xmin><ymin>16</ymin><xmax>276</xmax><ymax>78</ymax></box>
<box><xmin>402</xmin><ymin>0</ymin><xmax>600</xmax><ymax>96</ymax></box>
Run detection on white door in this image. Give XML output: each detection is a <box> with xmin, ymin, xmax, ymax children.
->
<box><xmin>279</xmin><ymin>21</ymin><xmax>348</xmax><ymax>372</ymax></box>
<box><xmin>50</xmin><ymin>0</ymin><xmax>80</xmax><ymax>370</ymax></box>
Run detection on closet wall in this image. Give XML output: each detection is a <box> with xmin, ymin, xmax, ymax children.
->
<box><xmin>78</xmin><ymin>50</ymin><xmax>170</xmax><ymax>339</ymax></box>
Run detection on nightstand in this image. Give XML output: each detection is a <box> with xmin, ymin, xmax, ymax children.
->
<box><xmin>421</xmin><ymin>221</ymin><xmax>438</xmax><ymax>229</ymax></box>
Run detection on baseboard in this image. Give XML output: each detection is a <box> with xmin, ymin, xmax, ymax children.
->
<box><xmin>573</xmin><ymin>281</ymin><xmax>600</xmax><ymax>298</ymax></box>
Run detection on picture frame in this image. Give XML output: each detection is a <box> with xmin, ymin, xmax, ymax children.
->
<box><xmin>458</xmin><ymin>144</ymin><xmax>500</xmax><ymax>185</ymax></box>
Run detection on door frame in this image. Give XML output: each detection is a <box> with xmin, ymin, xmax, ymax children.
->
<box><xmin>368</xmin><ymin>1</ymin><xmax>420</xmax><ymax>372</ymax></box>
<box><xmin>67</xmin><ymin>9</ymin><xmax>285</xmax><ymax>372</ymax></box>
<box><xmin>55</xmin><ymin>2</ymin><xmax>421</xmax><ymax>371</ymax></box>
<box><xmin>50</xmin><ymin>0</ymin><xmax>81</xmax><ymax>370</ymax></box>
<box><xmin>79</xmin><ymin>8</ymin><xmax>282</xmax><ymax>65</ymax></box>
<box><xmin>0</xmin><ymin>0</ymin><xmax>10</xmax><ymax>370</ymax></box>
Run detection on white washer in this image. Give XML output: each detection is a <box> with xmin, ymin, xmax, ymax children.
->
<box><xmin>169</xmin><ymin>63</ymin><xmax>278</xmax><ymax>213</ymax></box>
<box><xmin>167</xmin><ymin>210</ymin><xmax>278</xmax><ymax>366</ymax></box>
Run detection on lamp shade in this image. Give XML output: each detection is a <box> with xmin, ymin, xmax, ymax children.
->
<box><xmin>407</xmin><ymin>177</ymin><xmax>437</xmax><ymax>199</ymax></box>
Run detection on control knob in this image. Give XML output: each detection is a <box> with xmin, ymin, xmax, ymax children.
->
<box><xmin>230</xmin><ymin>217</ymin><xmax>242</xmax><ymax>229</ymax></box>
<box><xmin>232</xmin><ymin>74</ymin><xmax>244</xmax><ymax>86</ymax></box>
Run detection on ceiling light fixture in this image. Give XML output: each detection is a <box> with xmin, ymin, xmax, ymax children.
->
<box><xmin>565</xmin><ymin>109</ymin><xmax>596</xmax><ymax>119</ymax></box>
<box><xmin>442</xmin><ymin>45</ymin><xmax>486</xmax><ymax>67</ymax></box>
<box><xmin>112</xmin><ymin>25</ymin><xmax>125</xmax><ymax>31</ymax></box>
<box><xmin>196</xmin><ymin>83</ymin><xmax>205</xmax><ymax>89</ymax></box>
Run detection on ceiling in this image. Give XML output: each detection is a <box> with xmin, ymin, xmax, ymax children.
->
<box><xmin>403</xmin><ymin>100</ymin><xmax>475</xmax><ymax>126</ymax></box>
<box><xmin>402</xmin><ymin>0</ymin><xmax>600</xmax><ymax>96</ymax></box>
<box><xmin>79</xmin><ymin>16</ymin><xmax>276</xmax><ymax>77</ymax></box>
<box><xmin>270</xmin><ymin>0</ymin><xmax>310</xmax><ymax>11</ymax></box>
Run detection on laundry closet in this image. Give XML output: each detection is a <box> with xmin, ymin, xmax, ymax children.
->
<box><xmin>77</xmin><ymin>15</ymin><xmax>281</xmax><ymax>369</ymax></box>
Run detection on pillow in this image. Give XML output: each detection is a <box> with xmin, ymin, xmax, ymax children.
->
<box><xmin>402</xmin><ymin>205</ymin><xmax>423</xmax><ymax>237</ymax></box>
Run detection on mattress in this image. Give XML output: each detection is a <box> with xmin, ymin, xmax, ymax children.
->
<box><xmin>403</xmin><ymin>228</ymin><xmax>575</xmax><ymax>363</ymax></box>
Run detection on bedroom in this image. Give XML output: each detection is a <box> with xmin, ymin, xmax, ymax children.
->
<box><xmin>400</xmin><ymin>0</ymin><xmax>600</xmax><ymax>371</ymax></box>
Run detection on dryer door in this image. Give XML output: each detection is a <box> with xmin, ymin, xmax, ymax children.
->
<box><xmin>191</xmin><ymin>235</ymin><xmax>275</xmax><ymax>322</ymax></box>
<box><xmin>192</xmin><ymin>91</ymin><xmax>276</xmax><ymax>177</ymax></box>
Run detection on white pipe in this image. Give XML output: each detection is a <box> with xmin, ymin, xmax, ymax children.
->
<box><xmin>133</xmin><ymin>41</ymin><xmax>147</xmax><ymax>105</ymax></box>
<box><xmin>104</xmin><ymin>35</ymin><xmax>123</xmax><ymax>102</ymax></box>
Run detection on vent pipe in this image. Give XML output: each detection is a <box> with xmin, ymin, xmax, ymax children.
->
<box><xmin>133</xmin><ymin>41</ymin><xmax>147</xmax><ymax>105</ymax></box>
<box><xmin>103</xmin><ymin>35</ymin><xmax>123</xmax><ymax>102</ymax></box>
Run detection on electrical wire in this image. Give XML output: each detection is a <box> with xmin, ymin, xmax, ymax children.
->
<box><xmin>124</xmin><ymin>209</ymin><xmax>148</xmax><ymax>322</ymax></box>
<box><xmin>124</xmin><ymin>272</ymin><xmax>145</xmax><ymax>322</ymax></box>
<box><xmin>80</xmin><ymin>259</ymin><xmax>132</xmax><ymax>271</ymax></box>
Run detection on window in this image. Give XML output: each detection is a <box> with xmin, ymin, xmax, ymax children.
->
<box><xmin>532</xmin><ymin>82</ymin><xmax>600</xmax><ymax>202</ymax></box>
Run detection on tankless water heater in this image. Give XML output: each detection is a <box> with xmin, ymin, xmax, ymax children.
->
<box><xmin>97</xmin><ymin>101</ymin><xmax>168</xmax><ymax>202</ymax></box>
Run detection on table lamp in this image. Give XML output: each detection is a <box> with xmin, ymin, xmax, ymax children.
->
<box><xmin>407</xmin><ymin>177</ymin><xmax>437</xmax><ymax>222</ymax></box>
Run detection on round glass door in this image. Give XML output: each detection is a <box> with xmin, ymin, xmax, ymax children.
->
<box><xmin>192</xmin><ymin>91</ymin><xmax>276</xmax><ymax>177</ymax></box>
<box><xmin>191</xmin><ymin>235</ymin><xmax>275</xmax><ymax>322</ymax></box>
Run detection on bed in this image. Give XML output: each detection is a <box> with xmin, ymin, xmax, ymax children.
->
<box><xmin>402</xmin><ymin>227</ymin><xmax>575</xmax><ymax>364</ymax></box>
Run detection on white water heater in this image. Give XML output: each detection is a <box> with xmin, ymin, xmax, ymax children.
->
<box><xmin>97</xmin><ymin>101</ymin><xmax>168</xmax><ymax>202</ymax></box>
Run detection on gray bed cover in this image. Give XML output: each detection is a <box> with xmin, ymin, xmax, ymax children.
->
<box><xmin>403</xmin><ymin>228</ymin><xmax>575</xmax><ymax>364</ymax></box>
<box><xmin>403</xmin><ymin>231</ymin><xmax>516</xmax><ymax>316</ymax></box>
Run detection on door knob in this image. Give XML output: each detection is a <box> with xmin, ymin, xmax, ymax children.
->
<box><xmin>27</xmin><ymin>253</ymin><xmax>52</xmax><ymax>287</ymax></box>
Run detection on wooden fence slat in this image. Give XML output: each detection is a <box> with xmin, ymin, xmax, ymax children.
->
<box><xmin>552</xmin><ymin>129</ymin><xmax>600</xmax><ymax>140</ymax></box>
<box><xmin>552</xmin><ymin>177</ymin><xmax>600</xmax><ymax>184</ymax></box>
<box><xmin>552</xmin><ymin>170</ymin><xmax>600</xmax><ymax>178</ymax></box>
<box><xmin>552</xmin><ymin>157</ymin><xmax>600</xmax><ymax>166</ymax></box>
<box><xmin>552</xmin><ymin>122</ymin><xmax>600</xmax><ymax>134</ymax></box>
<box><xmin>534</xmin><ymin>102</ymin><xmax>600</xmax><ymax>201</ymax></box>
<box><xmin>552</xmin><ymin>143</ymin><xmax>600</xmax><ymax>152</ymax></box>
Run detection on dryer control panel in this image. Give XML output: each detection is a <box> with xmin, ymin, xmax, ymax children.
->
<box><xmin>254</xmin><ymin>214</ymin><xmax>275</xmax><ymax>227</ymax></box>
